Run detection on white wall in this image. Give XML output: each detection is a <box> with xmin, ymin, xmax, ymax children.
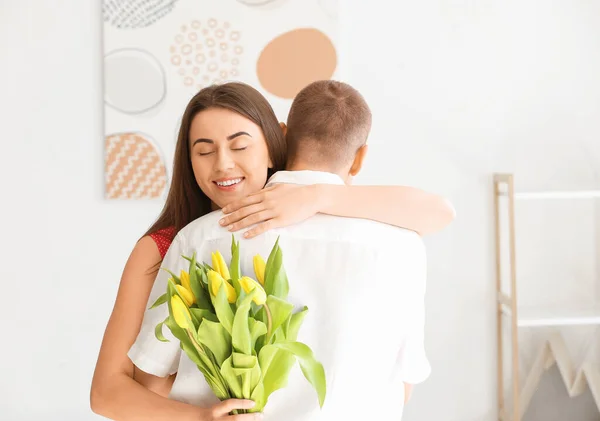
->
<box><xmin>2</xmin><ymin>1</ymin><xmax>600</xmax><ymax>420</ymax></box>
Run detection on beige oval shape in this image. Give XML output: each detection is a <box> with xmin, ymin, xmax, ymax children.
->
<box><xmin>257</xmin><ymin>28</ymin><xmax>337</xmax><ymax>99</ymax></box>
<box><xmin>105</xmin><ymin>133</ymin><xmax>167</xmax><ymax>199</ymax></box>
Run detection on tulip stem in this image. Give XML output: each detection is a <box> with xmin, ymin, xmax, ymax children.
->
<box><xmin>264</xmin><ymin>303</ymin><xmax>273</xmax><ymax>344</ymax></box>
<box><xmin>186</xmin><ymin>330</ymin><xmax>227</xmax><ymax>396</ymax></box>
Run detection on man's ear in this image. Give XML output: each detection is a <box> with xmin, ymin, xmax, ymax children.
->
<box><xmin>280</xmin><ymin>122</ymin><xmax>288</xmax><ymax>138</ymax></box>
<box><xmin>349</xmin><ymin>144</ymin><xmax>368</xmax><ymax>176</ymax></box>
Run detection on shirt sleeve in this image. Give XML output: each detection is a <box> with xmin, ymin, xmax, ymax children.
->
<box><xmin>392</xmin><ymin>238</ymin><xmax>431</xmax><ymax>385</ymax></box>
<box><xmin>127</xmin><ymin>232</ymin><xmax>187</xmax><ymax>377</ymax></box>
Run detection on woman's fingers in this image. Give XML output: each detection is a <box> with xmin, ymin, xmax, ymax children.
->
<box><xmin>222</xmin><ymin>195</ymin><xmax>261</xmax><ymax>214</ymax></box>
<box><xmin>212</xmin><ymin>399</ymin><xmax>257</xmax><ymax>418</ymax></box>
<box><xmin>222</xmin><ymin>188</ymin><xmax>272</xmax><ymax>214</ymax></box>
<box><xmin>242</xmin><ymin>219</ymin><xmax>279</xmax><ymax>239</ymax></box>
<box><xmin>227</xmin><ymin>210</ymin><xmax>275</xmax><ymax>233</ymax></box>
<box><xmin>225</xmin><ymin>413</ymin><xmax>263</xmax><ymax>420</ymax></box>
<box><xmin>220</xmin><ymin>203</ymin><xmax>265</xmax><ymax>228</ymax></box>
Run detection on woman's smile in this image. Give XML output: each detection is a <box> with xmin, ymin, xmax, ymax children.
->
<box><xmin>213</xmin><ymin>177</ymin><xmax>245</xmax><ymax>191</ymax></box>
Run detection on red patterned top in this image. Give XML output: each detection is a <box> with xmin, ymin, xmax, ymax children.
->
<box><xmin>149</xmin><ymin>226</ymin><xmax>176</xmax><ymax>259</ymax></box>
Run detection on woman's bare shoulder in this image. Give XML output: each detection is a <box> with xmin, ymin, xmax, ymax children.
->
<box><xmin>124</xmin><ymin>235</ymin><xmax>163</xmax><ymax>274</ymax></box>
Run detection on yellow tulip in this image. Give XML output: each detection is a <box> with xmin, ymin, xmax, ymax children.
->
<box><xmin>207</xmin><ymin>270</ymin><xmax>236</xmax><ymax>303</ymax></box>
<box><xmin>239</xmin><ymin>276</ymin><xmax>267</xmax><ymax>306</ymax></box>
<box><xmin>176</xmin><ymin>284</ymin><xmax>195</xmax><ymax>307</ymax></box>
<box><xmin>212</xmin><ymin>251</ymin><xmax>231</xmax><ymax>280</ymax></box>
<box><xmin>171</xmin><ymin>295</ymin><xmax>191</xmax><ymax>329</ymax></box>
<box><xmin>177</xmin><ymin>270</ymin><xmax>196</xmax><ymax>304</ymax></box>
<box><xmin>253</xmin><ymin>254</ymin><xmax>266</xmax><ymax>286</ymax></box>
<box><xmin>180</xmin><ymin>270</ymin><xmax>191</xmax><ymax>291</ymax></box>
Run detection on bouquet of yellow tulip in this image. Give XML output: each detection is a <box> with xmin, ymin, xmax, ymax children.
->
<box><xmin>150</xmin><ymin>236</ymin><xmax>326</xmax><ymax>413</ymax></box>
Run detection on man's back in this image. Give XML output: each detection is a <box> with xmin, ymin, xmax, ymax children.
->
<box><xmin>165</xmin><ymin>206</ymin><xmax>430</xmax><ymax>420</ymax></box>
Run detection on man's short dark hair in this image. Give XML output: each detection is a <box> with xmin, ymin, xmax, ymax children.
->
<box><xmin>286</xmin><ymin>80</ymin><xmax>372</xmax><ymax>169</ymax></box>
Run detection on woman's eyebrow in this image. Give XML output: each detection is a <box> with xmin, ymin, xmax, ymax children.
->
<box><xmin>226</xmin><ymin>131</ymin><xmax>252</xmax><ymax>140</ymax></box>
<box><xmin>193</xmin><ymin>138</ymin><xmax>214</xmax><ymax>145</ymax></box>
<box><xmin>192</xmin><ymin>131</ymin><xmax>251</xmax><ymax>146</ymax></box>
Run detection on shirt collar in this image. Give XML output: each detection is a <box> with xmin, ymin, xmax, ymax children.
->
<box><xmin>266</xmin><ymin>170</ymin><xmax>345</xmax><ymax>187</ymax></box>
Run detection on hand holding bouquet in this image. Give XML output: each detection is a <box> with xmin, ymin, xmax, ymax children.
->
<box><xmin>150</xmin><ymin>236</ymin><xmax>326</xmax><ymax>414</ymax></box>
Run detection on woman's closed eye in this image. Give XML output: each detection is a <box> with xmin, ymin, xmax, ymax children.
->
<box><xmin>230</xmin><ymin>140</ymin><xmax>249</xmax><ymax>151</ymax></box>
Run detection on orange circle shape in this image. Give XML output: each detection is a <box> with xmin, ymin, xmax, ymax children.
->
<box><xmin>257</xmin><ymin>28</ymin><xmax>337</xmax><ymax>99</ymax></box>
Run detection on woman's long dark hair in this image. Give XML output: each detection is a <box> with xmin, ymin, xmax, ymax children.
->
<box><xmin>144</xmin><ymin>82</ymin><xmax>287</xmax><ymax>244</ymax></box>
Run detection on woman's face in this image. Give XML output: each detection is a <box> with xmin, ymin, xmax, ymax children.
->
<box><xmin>189</xmin><ymin>107</ymin><xmax>272</xmax><ymax>209</ymax></box>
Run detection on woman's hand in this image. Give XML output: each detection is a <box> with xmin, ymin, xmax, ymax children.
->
<box><xmin>199</xmin><ymin>399</ymin><xmax>262</xmax><ymax>420</ymax></box>
<box><xmin>219</xmin><ymin>183</ymin><xmax>322</xmax><ymax>239</ymax></box>
<box><xmin>219</xmin><ymin>181</ymin><xmax>455</xmax><ymax>238</ymax></box>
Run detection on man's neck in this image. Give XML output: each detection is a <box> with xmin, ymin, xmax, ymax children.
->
<box><xmin>285</xmin><ymin>162</ymin><xmax>346</xmax><ymax>181</ymax></box>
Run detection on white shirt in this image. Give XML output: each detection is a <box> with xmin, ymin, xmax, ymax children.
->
<box><xmin>129</xmin><ymin>170</ymin><xmax>430</xmax><ymax>421</ymax></box>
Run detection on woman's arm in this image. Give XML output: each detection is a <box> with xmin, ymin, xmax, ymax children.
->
<box><xmin>315</xmin><ymin>184</ymin><xmax>456</xmax><ymax>235</ymax></box>
<box><xmin>90</xmin><ymin>236</ymin><xmax>257</xmax><ymax>421</ymax></box>
<box><xmin>219</xmin><ymin>183</ymin><xmax>455</xmax><ymax>238</ymax></box>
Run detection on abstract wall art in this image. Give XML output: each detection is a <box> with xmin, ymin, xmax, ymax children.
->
<box><xmin>102</xmin><ymin>0</ymin><xmax>339</xmax><ymax>199</ymax></box>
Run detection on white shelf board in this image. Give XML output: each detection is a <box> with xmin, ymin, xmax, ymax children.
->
<box><xmin>501</xmin><ymin>303</ymin><xmax>600</xmax><ymax>327</ymax></box>
<box><xmin>515</xmin><ymin>191</ymin><xmax>600</xmax><ymax>200</ymax></box>
<box><xmin>497</xmin><ymin>189</ymin><xmax>600</xmax><ymax>200</ymax></box>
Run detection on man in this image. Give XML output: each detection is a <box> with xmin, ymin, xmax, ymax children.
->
<box><xmin>130</xmin><ymin>80</ymin><xmax>430</xmax><ymax>420</ymax></box>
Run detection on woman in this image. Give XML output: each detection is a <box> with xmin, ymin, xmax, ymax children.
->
<box><xmin>90</xmin><ymin>82</ymin><xmax>454</xmax><ymax>421</ymax></box>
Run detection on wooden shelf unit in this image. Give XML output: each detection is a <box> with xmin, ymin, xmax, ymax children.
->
<box><xmin>493</xmin><ymin>173</ymin><xmax>600</xmax><ymax>421</ymax></box>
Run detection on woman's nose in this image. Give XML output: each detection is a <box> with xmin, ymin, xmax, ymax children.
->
<box><xmin>214</xmin><ymin>149</ymin><xmax>235</xmax><ymax>172</ymax></box>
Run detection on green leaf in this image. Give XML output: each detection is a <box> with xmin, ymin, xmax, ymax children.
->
<box><xmin>149</xmin><ymin>293</ymin><xmax>168</xmax><ymax>310</ymax></box>
<box><xmin>188</xmin><ymin>253</ymin><xmax>204</xmax><ymax>305</ymax></box>
<box><xmin>164</xmin><ymin>316</ymin><xmax>211</xmax><ymax>376</ymax></box>
<box><xmin>258</xmin><ymin>344</ymin><xmax>295</xmax><ymax>401</ymax></box>
<box><xmin>212</xmin><ymin>281</ymin><xmax>234</xmax><ymax>334</ymax></box>
<box><xmin>180</xmin><ymin>339</ymin><xmax>206</xmax><ymax>369</ymax></box>
<box><xmin>273</xmin><ymin>341</ymin><xmax>326</xmax><ymax>407</ymax></box>
<box><xmin>255</xmin><ymin>306</ymin><xmax>267</xmax><ymax>325</ymax></box>
<box><xmin>253</xmin><ymin>307</ymin><xmax>268</xmax><ymax>351</ymax></box>
<box><xmin>266</xmin><ymin>296</ymin><xmax>293</xmax><ymax>342</ymax></box>
<box><xmin>235</xmin><ymin>285</ymin><xmax>249</xmax><ymax>308</ymax></box>
<box><xmin>250</xmin><ymin>301</ymin><xmax>260</xmax><ymax>317</ymax></box>
<box><xmin>272</xmin><ymin>246</ymin><xmax>289</xmax><ymax>299</ymax></box>
<box><xmin>203</xmin><ymin>372</ymin><xmax>230</xmax><ymax>400</ymax></box>
<box><xmin>189</xmin><ymin>308</ymin><xmax>219</xmax><ymax>323</ymax></box>
<box><xmin>230</xmin><ymin>235</ymin><xmax>242</xmax><ymax>296</ymax></box>
<box><xmin>161</xmin><ymin>268</ymin><xmax>181</xmax><ymax>285</ymax></box>
<box><xmin>166</xmin><ymin>281</ymin><xmax>175</xmax><ymax>312</ymax></box>
<box><xmin>188</xmin><ymin>252</ymin><xmax>198</xmax><ymax>279</ymax></box>
<box><xmin>232</xmin><ymin>353</ymin><xmax>261</xmax><ymax>399</ymax></box>
<box><xmin>264</xmin><ymin>238</ymin><xmax>289</xmax><ymax>300</ymax></box>
<box><xmin>248</xmin><ymin>317</ymin><xmax>267</xmax><ymax>351</ymax></box>
<box><xmin>221</xmin><ymin>355</ymin><xmax>243</xmax><ymax>398</ymax></box>
<box><xmin>249</xmin><ymin>382</ymin><xmax>265</xmax><ymax>412</ymax></box>
<box><xmin>164</xmin><ymin>315</ymin><xmax>184</xmax><ymax>343</ymax></box>
<box><xmin>206</xmin><ymin>354</ymin><xmax>231</xmax><ymax>400</ymax></box>
<box><xmin>286</xmin><ymin>306</ymin><xmax>309</xmax><ymax>341</ymax></box>
<box><xmin>154</xmin><ymin>316</ymin><xmax>170</xmax><ymax>342</ymax></box>
<box><xmin>263</xmin><ymin>237</ymin><xmax>279</xmax><ymax>296</ymax></box>
<box><xmin>197</xmin><ymin>319</ymin><xmax>232</xmax><ymax>366</ymax></box>
<box><xmin>170</xmin><ymin>319</ymin><xmax>225</xmax><ymax>397</ymax></box>
<box><xmin>180</xmin><ymin>255</ymin><xmax>208</xmax><ymax>287</ymax></box>
<box><xmin>195</xmin><ymin>287</ymin><xmax>214</xmax><ymax>311</ymax></box>
<box><xmin>232</xmin><ymin>290</ymin><xmax>256</xmax><ymax>355</ymax></box>
<box><xmin>199</xmin><ymin>269</ymin><xmax>208</xmax><ymax>287</ymax></box>
<box><xmin>182</xmin><ymin>255</ymin><xmax>204</xmax><ymax>270</ymax></box>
